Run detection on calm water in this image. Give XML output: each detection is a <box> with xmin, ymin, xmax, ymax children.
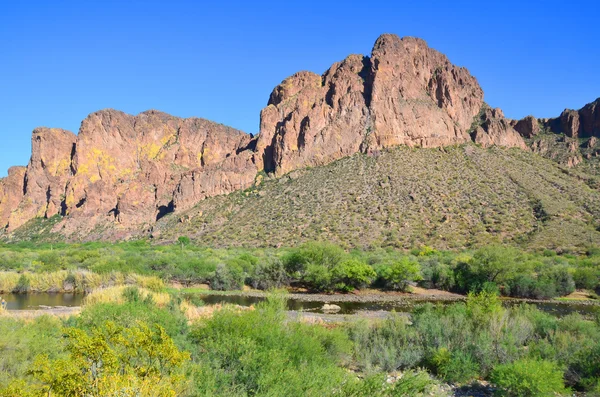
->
<box><xmin>194</xmin><ymin>294</ymin><xmax>600</xmax><ymax>317</ymax></box>
<box><xmin>2</xmin><ymin>293</ymin><xmax>84</xmax><ymax>310</ymax></box>
<box><xmin>2</xmin><ymin>292</ymin><xmax>599</xmax><ymax>318</ymax></box>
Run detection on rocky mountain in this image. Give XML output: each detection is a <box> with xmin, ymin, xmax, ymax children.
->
<box><xmin>0</xmin><ymin>33</ymin><xmax>599</xmax><ymax>246</ymax></box>
<box><xmin>511</xmin><ymin>98</ymin><xmax>600</xmax><ymax>169</ymax></box>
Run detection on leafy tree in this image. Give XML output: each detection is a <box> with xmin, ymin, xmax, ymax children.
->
<box><xmin>330</xmin><ymin>259</ymin><xmax>376</xmax><ymax>292</ymax></box>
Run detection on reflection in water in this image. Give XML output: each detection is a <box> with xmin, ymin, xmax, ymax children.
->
<box><xmin>2</xmin><ymin>293</ymin><xmax>84</xmax><ymax>310</ymax></box>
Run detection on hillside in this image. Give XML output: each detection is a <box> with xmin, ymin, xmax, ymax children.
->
<box><xmin>150</xmin><ymin>144</ymin><xmax>600</xmax><ymax>252</ymax></box>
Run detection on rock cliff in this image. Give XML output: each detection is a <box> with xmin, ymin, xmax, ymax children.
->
<box><xmin>257</xmin><ymin>34</ymin><xmax>525</xmax><ymax>176</ymax></box>
<box><xmin>0</xmin><ymin>34</ymin><xmax>595</xmax><ymax>238</ymax></box>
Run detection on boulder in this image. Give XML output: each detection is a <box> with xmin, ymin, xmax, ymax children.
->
<box><xmin>321</xmin><ymin>303</ymin><xmax>342</xmax><ymax>313</ymax></box>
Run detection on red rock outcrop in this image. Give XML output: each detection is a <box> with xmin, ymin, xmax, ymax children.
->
<box><xmin>6</xmin><ymin>128</ymin><xmax>76</xmax><ymax>230</ymax></box>
<box><xmin>471</xmin><ymin>107</ymin><xmax>528</xmax><ymax>150</ymax></box>
<box><xmin>532</xmin><ymin>98</ymin><xmax>600</xmax><ymax>139</ymax></box>
<box><xmin>0</xmin><ymin>167</ymin><xmax>26</xmax><ymax>230</ymax></box>
<box><xmin>58</xmin><ymin>109</ymin><xmax>257</xmax><ymax>233</ymax></box>
<box><xmin>258</xmin><ymin>34</ymin><xmax>525</xmax><ymax>176</ymax></box>
<box><xmin>511</xmin><ymin>115</ymin><xmax>540</xmax><ymax>138</ymax></box>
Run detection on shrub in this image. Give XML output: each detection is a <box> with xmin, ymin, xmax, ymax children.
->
<box><xmin>283</xmin><ymin>241</ymin><xmax>346</xmax><ymax>280</ymax></box>
<box><xmin>543</xmin><ymin>267</ymin><xmax>575</xmax><ymax>297</ymax></box>
<box><xmin>491</xmin><ymin>359</ymin><xmax>567</xmax><ymax>396</ymax></box>
<box><xmin>13</xmin><ymin>274</ymin><xmax>30</xmax><ymax>293</ymax></box>
<box><xmin>330</xmin><ymin>259</ymin><xmax>376</xmax><ymax>292</ymax></box>
<box><xmin>210</xmin><ymin>263</ymin><xmax>244</xmax><ymax>291</ymax></box>
<box><xmin>573</xmin><ymin>267</ymin><xmax>600</xmax><ymax>290</ymax></box>
<box><xmin>377</xmin><ymin>258</ymin><xmax>422</xmax><ymax>291</ymax></box>
<box><xmin>189</xmin><ymin>295</ymin><xmax>354</xmax><ymax>396</ymax></box>
<box><xmin>431</xmin><ymin>347</ymin><xmax>480</xmax><ymax>383</ymax></box>
<box><xmin>347</xmin><ymin>314</ymin><xmax>422</xmax><ymax>372</ymax></box>
<box><xmin>303</xmin><ymin>263</ymin><xmax>333</xmax><ymax>291</ymax></box>
<box><xmin>249</xmin><ymin>258</ymin><xmax>288</xmax><ymax>290</ymax></box>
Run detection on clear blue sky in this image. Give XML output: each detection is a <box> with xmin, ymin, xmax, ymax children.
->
<box><xmin>1</xmin><ymin>0</ymin><xmax>599</xmax><ymax>177</ymax></box>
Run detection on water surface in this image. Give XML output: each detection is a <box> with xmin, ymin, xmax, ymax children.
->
<box><xmin>2</xmin><ymin>293</ymin><xmax>84</xmax><ymax>310</ymax></box>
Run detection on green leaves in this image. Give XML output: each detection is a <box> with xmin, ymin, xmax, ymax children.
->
<box><xmin>491</xmin><ymin>359</ymin><xmax>567</xmax><ymax>397</ymax></box>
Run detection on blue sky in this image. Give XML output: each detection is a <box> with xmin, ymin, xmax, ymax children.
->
<box><xmin>1</xmin><ymin>0</ymin><xmax>598</xmax><ymax>176</ymax></box>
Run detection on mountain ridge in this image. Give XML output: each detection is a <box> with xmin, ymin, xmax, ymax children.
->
<box><xmin>0</xmin><ymin>33</ymin><xmax>599</xmax><ymax>244</ymax></box>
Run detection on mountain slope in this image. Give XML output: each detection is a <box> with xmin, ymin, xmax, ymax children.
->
<box><xmin>154</xmin><ymin>144</ymin><xmax>600</xmax><ymax>252</ymax></box>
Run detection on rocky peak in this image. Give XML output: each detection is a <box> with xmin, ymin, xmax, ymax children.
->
<box><xmin>258</xmin><ymin>33</ymin><xmax>523</xmax><ymax>176</ymax></box>
<box><xmin>511</xmin><ymin>115</ymin><xmax>540</xmax><ymax>138</ymax></box>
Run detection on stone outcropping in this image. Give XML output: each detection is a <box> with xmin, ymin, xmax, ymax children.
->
<box><xmin>0</xmin><ymin>110</ymin><xmax>259</xmax><ymax>235</ymax></box>
<box><xmin>257</xmin><ymin>34</ymin><xmax>525</xmax><ymax>176</ymax></box>
<box><xmin>0</xmin><ymin>167</ymin><xmax>26</xmax><ymax>230</ymax></box>
<box><xmin>0</xmin><ymin>34</ymin><xmax>586</xmax><ymax>238</ymax></box>
<box><xmin>511</xmin><ymin>98</ymin><xmax>600</xmax><ymax>167</ymax></box>
<box><xmin>471</xmin><ymin>107</ymin><xmax>528</xmax><ymax>150</ymax></box>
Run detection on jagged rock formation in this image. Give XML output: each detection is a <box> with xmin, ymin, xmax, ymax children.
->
<box><xmin>0</xmin><ymin>167</ymin><xmax>26</xmax><ymax>230</ymax></box>
<box><xmin>0</xmin><ymin>34</ymin><xmax>596</xmax><ymax>239</ymax></box>
<box><xmin>511</xmin><ymin>98</ymin><xmax>600</xmax><ymax>168</ymax></box>
<box><xmin>257</xmin><ymin>34</ymin><xmax>525</xmax><ymax>176</ymax></box>
<box><xmin>7</xmin><ymin>128</ymin><xmax>76</xmax><ymax>230</ymax></box>
<box><xmin>471</xmin><ymin>107</ymin><xmax>528</xmax><ymax>150</ymax></box>
<box><xmin>0</xmin><ymin>110</ymin><xmax>258</xmax><ymax>235</ymax></box>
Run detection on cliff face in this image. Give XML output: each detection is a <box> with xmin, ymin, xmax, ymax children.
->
<box><xmin>257</xmin><ymin>34</ymin><xmax>525</xmax><ymax>176</ymax></box>
<box><xmin>58</xmin><ymin>110</ymin><xmax>258</xmax><ymax>235</ymax></box>
<box><xmin>0</xmin><ymin>33</ymin><xmax>595</xmax><ymax>239</ymax></box>
<box><xmin>0</xmin><ymin>167</ymin><xmax>26</xmax><ymax>230</ymax></box>
<box><xmin>0</xmin><ymin>110</ymin><xmax>259</xmax><ymax>235</ymax></box>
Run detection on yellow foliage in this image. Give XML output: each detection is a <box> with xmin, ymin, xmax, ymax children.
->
<box><xmin>83</xmin><ymin>286</ymin><xmax>170</xmax><ymax>307</ymax></box>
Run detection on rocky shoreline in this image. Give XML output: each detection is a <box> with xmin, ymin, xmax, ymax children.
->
<box><xmin>189</xmin><ymin>289</ymin><xmax>600</xmax><ymax>307</ymax></box>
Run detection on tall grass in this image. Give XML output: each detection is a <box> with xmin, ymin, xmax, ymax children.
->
<box><xmin>82</xmin><ymin>286</ymin><xmax>170</xmax><ymax>307</ymax></box>
<box><xmin>0</xmin><ymin>270</ymin><xmax>164</xmax><ymax>293</ymax></box>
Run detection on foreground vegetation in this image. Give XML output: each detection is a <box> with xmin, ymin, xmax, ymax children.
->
<box><xmin>1</xmin><ymin>289</ymin><xmax>600</xmax><ymax>396</ymax></box>
<box><xmin>1</xmin><ymin>241</ymin><xmax>599</xmax><ymax>300</ymax></box>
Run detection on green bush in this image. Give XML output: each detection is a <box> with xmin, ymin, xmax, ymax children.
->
<box><xmin>430</xmin><ymin>347</ymin><xmax>480</xmax><ymax>383</ymax></box>
<box><xmin>573</xmin><ymin>267</ymin><xmax>600</xmax><ymax>290</ymax></box>
<box><xmin>377</xmin><ymin>258</ymin><xmax>422</xmax><ymax>291</ymax></box>
<box><xmin>189</xmin><ymin>295</ymin><xmax>354</xmax><ymax>396</ymax></box>
<box><xmin>330</xmin><ymin>259</ymin><xmax>376</xmax><ymax>292</ymax></box>
<box><xmin>347</xmin><ymin>314</ymin><xmax>422</xmax><ymax>372</ymax></box>
<box><xmin>210</xmin><ymin>263</ymin><xmax>244</xmax><ymax>291</ymax></box>
<box><xmin>249</xmin><ymin>258</ymin><xmax>288</xmax><ymax>290</ymax></box>
<box><xmin>491</xmin><ymin>359</ymin><xmax>567</xmax><ymax>396</ymax></box>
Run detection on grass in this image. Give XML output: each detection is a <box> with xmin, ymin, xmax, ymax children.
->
<box><xmin>82</xmin><ymin>285</ymin><xmax>171</xmax><ymax>307</ymax></box>
<box><xmin>0</xmin><ymin>270</ymin><xmax>164</xmax><ymax>294</ymax></box>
